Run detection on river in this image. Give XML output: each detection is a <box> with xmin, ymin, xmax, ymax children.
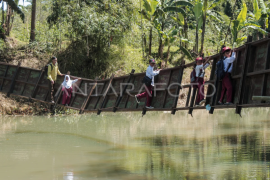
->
<box><xmin>0</xmin><ymin>108</ymin><xmax>270</xmax><ymax>180</ymax></box>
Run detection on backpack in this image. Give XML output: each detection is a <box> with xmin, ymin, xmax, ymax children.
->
<box><xmin>44</xmin><ymin>63</ymin><xmax>53</xmax><ymax>76</ymax></box>
<box><xmin>190</xmin><ymin>69</ymin><xmax>196</xmax><ymax>83</ymax></box>
<box><xmin>142</xmin><ymin>76</ymin><xmax>152</xmax><ymax>86</ymax></box>
<box><xmin>190</xmin><ymin>68</ymin><xmax>204</xmax><ymax>83</ymax></box>
<box><xmin>215</xmin><ymin>57</ymin><xmax>232</xmax><ymax>80</ymax></box>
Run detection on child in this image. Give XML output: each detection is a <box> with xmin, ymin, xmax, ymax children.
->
<box><xmin>61</xmin><ymin>75</ymin><xmax>81</xmax><ymax>106</ymax></box>
<box><xmin>135</xmin><ymin>59</ymin><xmax>161</xmax><ymax>109</ymax></box>
<box><xmin>194</xmin><ymin>57</ymin><xmax>211</xmax><ymax>106</ymax></box>
<box><xmin>218</xmin><ymin>47</ymin><xmax>236</xmax><ymax>105</ymax></box>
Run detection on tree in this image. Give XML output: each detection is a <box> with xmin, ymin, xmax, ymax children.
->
<box><xmin>232</xmin><ymin>3</ymin><xmax>267</xmax><ymax>45</ymax></box>
<box><xmin>200</xmin><ymin>0</ymin><xmax>223</xmax><ymax>54</ymax></box>
<box><xmin>141</xmin><ymin>0</ymin><xmax>159</xmax><ymax>56</ymax></box>
<box><xmin>0</xmin><ymin>0</ymin><xmax>24</xmax><ymax>38</ymax></box>
<box><xmin>30</xmin><ymin>0</ymin><xmax>36</xmax><ymax>42</ymax></box>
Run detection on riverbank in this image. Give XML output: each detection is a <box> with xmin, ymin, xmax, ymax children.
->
<box><xmin>0</xmin><ymin>92</ymin><xmax>51</xmax><ymax>115</ymax></box>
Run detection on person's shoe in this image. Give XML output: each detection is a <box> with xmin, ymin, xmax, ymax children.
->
<box><xmin>224</xmin><ymin>102</ymin><xmax>234</xmax><ymax>105</ymax></box>
<box><xmin>146</xmin><ymin>106</ymin><xmax>154</xmax><ymax>109</ymax></box>
<box><xmin>217</xmin><ymin>101</ymin><xmax>223</xmax><ymax>105</ymax></box>
<box><xmin>51</xmin><ymin>101</ymin><xmax>55</xmax><ymax>104</ymax></box>
<box><xmin>199</xmin><ymin>99</ymin><xmax>206</xmax><ymax>105</ymax></box>
<box><xmin>135</xmin><ymin>95</ymin><xmax>140</xmax><ymax>103</ymax></box>
<box><xmin>195</xmin><ymin>102</ymin><xmax>200</xmax><ymax>107</ymax></box>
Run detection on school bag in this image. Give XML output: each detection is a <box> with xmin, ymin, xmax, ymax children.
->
<box><xmin>44</xmin><ymin>63</ymin><xmax>53</xmax><ymax>76</ymax></box>
<box><xmin>142</xmin><ymin>76</ymin><xmax>152</xmax><ymax>86</ymax></box>
<box><xmin>190</xmin><ymin>68</ymin><xmax>203</xmax><ymax>83</ymax></box>
<box><xmin>215</xmin><ymin>57</ymin><xmax>232</xmax><ymax>80</ymax></box>
<box><xmin>190</xmin><ymin>69</ymin><xmax>196</xmax><ymax>83</ymax></box>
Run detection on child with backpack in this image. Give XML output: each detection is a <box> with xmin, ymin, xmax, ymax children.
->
<box><xmin>192</xmin><ymin>57</ymin><xmax>211</xmax><ymax>106</ymax></box>
<box><xmin>217</xmin><ymin>47</ymin><xmax>236</xmax><ymax>105</ymax></box>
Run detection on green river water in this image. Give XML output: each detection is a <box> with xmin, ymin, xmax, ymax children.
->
<box><xmin>1</xmin><ymin>108</ymin><xmax>270</xmax><ymax>180</ymax></box>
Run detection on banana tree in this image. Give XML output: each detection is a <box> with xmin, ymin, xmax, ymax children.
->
<box><xmin>247</xmin><ymin>0</ymin><xmax>268</xmax><ymax>39</ymax></box>
<box><xmin>163</xmin><ymin>27</ymin><xmax>178</xmax><ymax>67</ymax></box>
<box><xmin>193</xmin><ymin>0</ymin><xmax>203</xmax><ymax>53</ymax></box>
<box><xmin>200</xmin><ymin>0</ymin><xmax>223</xmax><ymax>54</ymax></box>
<box><xmin>141</xmin><ymin>0</ymin><xmax>159</xmax><ymax>55</ymax></box>
<box><xmin>232</xmin><ymin>3</ymin><xmax>267</xmax><ymax>45</ymax></box>
<box><xmin>152</xmin><ymin>0</ymin><xmax>193</xmax><ymax>60</ymax></box>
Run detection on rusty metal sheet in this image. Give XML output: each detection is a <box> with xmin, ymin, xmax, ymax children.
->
<box><xmin>118</xmin><ymin>94</ymin><xmax>129</xmax><ymax>108</ymax></box>
<box><xmin>253</xmin><ymin>42</ymin><xmax>268</xmax><ymax>72</ymax></box>
<box><xmin>156</xmin><ymin>70</ymin><xmax>171</xmax><ymax>89</ymax></box>
<box><xmin>86</xmin><ymin>96</ymin><xmax>99</xmax><ymax>110</ymax></box>
<box><xmin>247</xmin><ymin>75</ymin><xmax>264</xmax><ymax>104</ymax></box>
<box><xmin>151</xmin><ymin>91</ymin><xmax>165</xmax><ymax>108</ymax></box>
<box><xmin>104</xmin><ymin>95</ymin><xmax>117</xmax><ymax>108</ymax></box>
<box><xmin>22</xmin><ymin>84</ymin><xmax>35</xmax><ymax>97</ymax></box>
<box><xmin>111</xmin><ymin>78</ymin><xmax>124</xmax><ymax>93</ymax></box>
<box><xmin>0</xmin><ymin>65</ymin><xmax>7</xmax><ymax>77</ymax></box>
<box><xmin>133</xmin><ymin>75</ymin><xmax>144</xmax><ymax>92</ymax></box>
<box><xmin>17</xmin><ymin>69</ymin><xmax>30</xmax><ymax>81</ymax></box>
<box><xmin>170</xmin><ymin>69</ymin><xmax>181</xmax><ymax>84</ymax></box>
<box><xmin>164</xmin><ymin>89</ymin><xmax>176</xmax><ymax>108</ymax></box>
<box><xmin>232</xmin><ymin>49</ymin><xmax>246</xmax><ymax>76</ymax></box>
<box><xmin>2</xmin><ymin>80</ymin><xmax>12</xmax><ymax>92</ymax></box>
<box><xmin>35</xmin><ymin>86</ymin><xmax>49</xmax><ymax>101</ymax></box>
<box><xmin>13</xmin><ymin>82</ymin><xmax>24</xmax><ymax>95</ymax></box>
<box><xmin>28</xmin><ymin>70</ymin><xmax>41</xmax><ymax>83</ymax></box>
<box><xmin>71</xmin><ymin>94</ymin><xmax>85</xmax><ymax>108</ymax></box>
<box><xmin>6</xmin><ymin>66</ymin><xmax>17</xmax><ymax>79</ymax></box>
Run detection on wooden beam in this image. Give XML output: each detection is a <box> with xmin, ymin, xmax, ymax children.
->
<box><xmin>7</xmin><ymin>62</ymin><xmax>21</xmax><ymax>97</ymax></box>
<box><xmin>31</xmin><ymin>68</ymin><xmax>44</xmax><ymax>98</ymax></box>
<box><xmin>21</xmin><ymin>70</ymin><xmax>32</xmax><ymax>96</ymax></box>
<box><xmin>79</xmin><ymin>82</ymin><xmax>97</xmax><ymax>114</ymax></box>
<box><xmin>0</xmin><ymin>65</ymin><xmax>9</xmax><ymax>91</ymax></box>
<box><xmin>113</xmin><ymin>69</ymin><xmax>135</xmax><ymax>112</ymax></box>
<box><xmin>188</xmin><ymin>88</ymin><xmax>197</xmax><ymax>115</ymax></box>
<box><xmin>171</xmin><ymin>61</ymin><xmax>185</xmax><ymax>115</ymax></box>
<box><xmin>252</xmin><ymin>96</ymin><xmax>270</xmax><ymax>101</ymax></box>
<box><xmin>97</xmin><ymin>75</ymin><xmax>114</xmax><ymax>115</ymax></box>
<box><xmin>235</xmin><ymin>36</ymin><xmax>253</xmax><ymax>114</ymax></box>
<box><xmin>185</xmin><ymin>86</ymin><xmax>191</xmax><ymax>107</ymax></box>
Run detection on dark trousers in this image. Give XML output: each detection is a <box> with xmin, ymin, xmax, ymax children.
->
<box><xmin>219</xmin><ymin>73</ymin><xmax>233</xmax><ymax>103</ymax></box>
<box><xmin>48</xmin><ymin>80</ymin><xmax>56</xmax><ymax>102</ymax></box>
<box><xmin>195</xmin><ymin>77</ymin><xmax>205</xmax><ymax>103</ymax></box>
<box><xmin>136</xmin><ymin>85</ymin><xmax>153</xmax><ymax>107</ymax></box>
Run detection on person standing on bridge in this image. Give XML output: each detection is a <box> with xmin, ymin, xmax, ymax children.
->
<box><xmin>194</xmin><ymin>57</ymin><xmax>211</xmax><ymax>107</ymax></box>
<box><xmin>218</xmin><ymin>47</ymin><xmax>236</xmax><ymax>105</ymax></box>
<box><xmin>134</xmin><ymin>59</ymin><xmax>161</xmax><ymax>109</ymax></box>
<box><xmin>61</xmin><ymin>74</ymin><xmax>81</xmax><ymax>106</ymax></box>
<box><xmin>47</xmin><ymin>56</ymin><xmax>63</xmax><ymax>103</ymax></box>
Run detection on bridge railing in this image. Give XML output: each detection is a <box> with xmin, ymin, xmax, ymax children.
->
<box><xmin>1</xmin><ymin>35</ymin><xmax>270</xmax><ymax>115</ymax></box>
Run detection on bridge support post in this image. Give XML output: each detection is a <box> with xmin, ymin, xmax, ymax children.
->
<box><xmin>113</xmin><ymin>69</ymin><xmax>135</xmax><ymax>112</ymax></box>
<box><xmin>235</xmin><ymin>36</ymin><xmax>253</xmax><ymax>115</ymax></box>
<box><xmin>31</xmin><ymin>68</ymin><xmax>45</xmax><ymax>99</ymax></box>
<box><xmin>171</xmin><ymin>61</ymin><xmax>185</xmax><ymax>115</ymax></box>
<box><xmin>0</xmin><ymin>65</ymin><xmax>9</xmax><ymax>91</ymax></box>
<box><xmin>97</xmin><ymin>75</ymin><xmax>114</xmax><ymax>115</ymax></box>
<box><xmin>7</xmin><ymin>62</ymin><xmax>21</xmax><ymax>97</ymax></box>
<box><xmin>79</xmin><ymin>82</ymin><xmax>97</xmax><ymax>114</ymax></box>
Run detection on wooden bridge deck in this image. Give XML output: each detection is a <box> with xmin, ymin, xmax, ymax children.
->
<box><xmin>1</xmin><ymin>36</ymin><xmax>270</xmax><ymax>115</ymax></box>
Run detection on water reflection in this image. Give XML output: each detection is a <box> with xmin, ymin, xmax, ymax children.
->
<box><xmin>0</xmin><ymin>108</ymin><xmax>270</xmax><ymax>179</ymax></box>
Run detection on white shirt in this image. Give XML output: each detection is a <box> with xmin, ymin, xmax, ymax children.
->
<box><xmin>223</xmin><ymin>52</ymin><xmax>236</xmax><ymax>73</ymax></box>
<box><xmin>62</xmin><ymin>75</ymin><xmax>78</xmax><ymax>89</ymax></box>
<box><xmin>195</xmin><ymin>63</ymin><xmax>210</xmax><ymax>77</ymax></box>
<box><xmin>146</xmin><ymin>65</ymin><xmax>160</xmax><ymax>86</ymax></box>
